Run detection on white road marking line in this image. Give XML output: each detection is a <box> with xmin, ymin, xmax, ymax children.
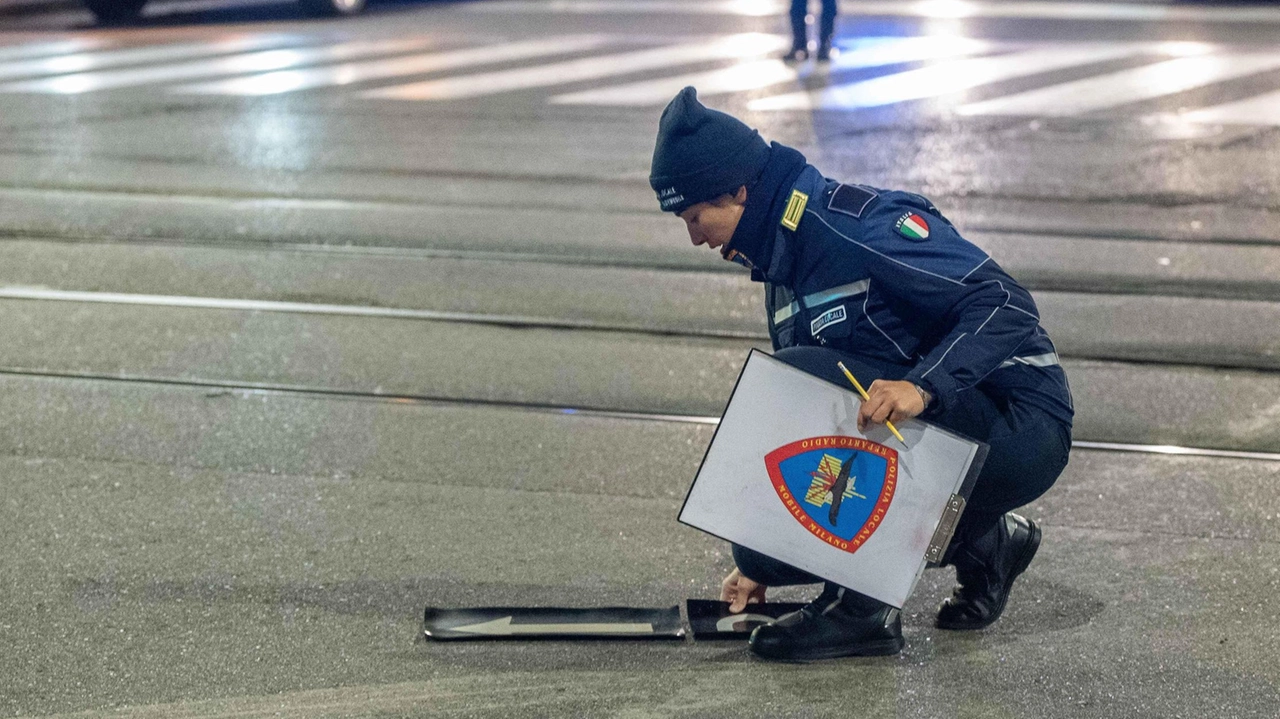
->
<box><xmin>1071</xmin><ymin>441</ymin><xmax>1280</xmax><ymax>463</ymax></box>
<box><xmin>362</xmin><ymin>32</ymin><xmax>788</xmax><ymax>101</ymax></box>
<box><xmin>0</xmin><ymin>286</ymin><xmax>576</xmax><ymax>324</ymax></box>
<box><xmin>174</xmin><ymin>35</ymin><xmax>612</xmax><ymax>96</ymax></box>
<box><xmin>465</xmin><ymin>0</ymin><xmax>1280</xmax><ymax>23</ymax></box>
<box><xmin>7</xmin><ymin>360</ymin><xmax>1280</xmax><ymax>459</ymax></box>
<box><xmin>551</xmin><ymin>35</ymin><xmax>997</xmax><ymax>106</ymax></box>
<box><xmin>0</xmin><ymin>37</ymin><xmax>436</xmax><ymax>94</ymax></box>
<box><xmin>1168</xmin><ymin>88</ymin><xmax>1280</xmax><ymax>126</ymax></box>
<box><xmin>749</xmin><ymin>44</ymin><xmax>1141</xmax><ymax>111</ymax></box>
<box><xmin>0</xmin><ymin>286</ymin><xmax>759</xmax><ymax>339</ymax></box>
<box><xmin>0</xmin><ymin>35</ymin><xmax>297</xmax><ymax>83</ymax></box>
<box><xmin>852</xmin><ymin>0</ymin><xmax>1280</xmax><ymax>23</ymax></box>
<box><xmin>0</xmin><ymin>39</ymin><xmax>109</xmax><ymax>63</ymax></box>
<box><xmin>957</xmin><ymin>52</ymin><xmax>1280</xmax><ymax>116</ymax></box>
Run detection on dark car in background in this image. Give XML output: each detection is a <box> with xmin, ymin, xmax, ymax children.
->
<box><xmin>82</xmin><ymin>0</ymin><xmax>366</xmax><ymax>23</ymax></box>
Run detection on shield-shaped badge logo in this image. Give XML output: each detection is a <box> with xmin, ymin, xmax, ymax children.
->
<box><xmin>764</xmin><ymin>436</ymin><xmax>898</xmax><ymax>553</ymax></box>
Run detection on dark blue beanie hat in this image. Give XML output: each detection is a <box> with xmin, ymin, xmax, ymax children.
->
<box><xmin>649</xmin><ymin>86</ymin><xmax>771</xmax><ymax>214</ymax></box>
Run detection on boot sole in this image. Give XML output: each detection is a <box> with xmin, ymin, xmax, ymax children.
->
<box><xmin>750</xmin><ymin>636</ymin><xmax>905</xmax><ymax>662</ymax></box>
<box><xmin>936</xmin><ymin>520</ymin><xmax>1041</xmax><ymax>631</ymax></box>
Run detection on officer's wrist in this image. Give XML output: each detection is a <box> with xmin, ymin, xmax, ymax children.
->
<box><xmin>913</xmin><ymin>383</ymin><xmax>933</xmax><ymax>409</ymax></box>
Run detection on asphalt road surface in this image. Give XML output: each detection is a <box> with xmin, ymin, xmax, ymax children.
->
<box><xmin>1</xmin><ymin>0</ymin><xmax>1279</xmax><ymax>717</ymax></box>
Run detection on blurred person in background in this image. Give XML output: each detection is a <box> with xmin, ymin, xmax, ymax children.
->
<box><xmin>786</xmin><ymin>0</ymin><xmax>837</xmax><ymax>61</ymax></box>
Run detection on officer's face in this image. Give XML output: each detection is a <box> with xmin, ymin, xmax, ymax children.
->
<box><xmin>677</xmin><ymin>187</ymin><xmax>747</xmax><ymax>255</ymax></box>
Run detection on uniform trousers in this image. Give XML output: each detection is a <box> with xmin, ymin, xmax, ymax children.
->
<box><xmin>733</xmin><ymin>345</ymin><xmax>1071</xmax><ymax>601</ymax></box>
<box><xmin>790</xmin><ymin>0</ymin><xmax>838</xmax><ymax>47</ymax></box>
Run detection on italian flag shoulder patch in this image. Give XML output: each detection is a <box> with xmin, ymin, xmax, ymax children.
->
<box><xmin>895</xmin><ymin>212</ymin><xmax>930</xmax><ymax>240</ymax></box>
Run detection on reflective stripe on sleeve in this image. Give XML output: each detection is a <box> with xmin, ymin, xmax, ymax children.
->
<box><xmin>773</xmin><ymin>301</ymin><xmax>800</xmax><ymax>324</ymax></box>
<box><xmin>774</xmin><ymin>279</ymin><xmax>871</xmax><ymax>325</ymax></box>
<box><xmin>999</xmin><ymin>352</ymin><xmax>1061</xmax><ymax>368</ymax></box>
<box><xmin>802</xmin><ymin>279</ymin><xmax>870</xmax><ymax>309</ymax></box>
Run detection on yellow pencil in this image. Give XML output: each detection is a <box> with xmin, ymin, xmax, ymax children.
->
<box><xmin>837</xmin><ymin>361</ymin><xmax>907</xmax><ymax>445</ymax></box>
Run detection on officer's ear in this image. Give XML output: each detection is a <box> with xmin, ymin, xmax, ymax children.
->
<box><xmin>711</xmin><ymin>186</ymin><xmax>748</xmax><ymax>208</ymax></box>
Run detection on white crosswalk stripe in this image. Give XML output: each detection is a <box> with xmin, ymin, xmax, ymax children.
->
<box><xmin>551</xmin><ymin>58</ymin><xmax>799</xmax><ymax>107</ymax></box>
<box><xmin>748</xmin><ymin>44</ymin><xmax>1144</xmax><ymax>111</ymax></box>
<box><xmin>362</xmin><ymin>32</ymin><xmax>788</xmax><ymax>101</ymax></box>
<box><xmin>550</xmin><ymin>35</ymin><xmax>998</xmax><ymax>106</ymax></box>
<box><xmin>1</xmin><ymin>30</ymin><xmax>1279</xmax><ymax>129</ymax></box>
<box><xmin>957</xmin><ymin>52</ymin><xmax>1280</xmax><ymax>116</ymax></box>
<box><xmin>0</xmin><ymin>39</ymin><xmax>108</xmax><ymax>64</ymax></box>
<box><xmin>0</xmin><ymin>37</ymin><xmax>437</xmax><ymax>94</ymax></box>
<box><xmin>1178</xmin><ymin>89</ymin><xmax>1280</xmax><ymax>126</ymax></box>
<box><xmin>174</xmin><ymin>36</ymin><xmax>613</xmax><ymax>96</ymax></box>
<box><xmin>465</xmin><ymin>0</ymin><xmax>1280</xmax><ymax>24</ymax></box>
<box><xmin>466</xmin><ymin>0</ymin><xmax>786</xmax><ymax>17</ymax></box>
<box><xmin>0</xmin><ymin>35</ymin><xmax>298</xmax><ymax>83</ymax></box>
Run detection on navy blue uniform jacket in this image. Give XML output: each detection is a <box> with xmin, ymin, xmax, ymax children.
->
<box><xmin>754</xmin><ymin>165</ymin><xmax>1074</xmax><ymax>427</ymax></box>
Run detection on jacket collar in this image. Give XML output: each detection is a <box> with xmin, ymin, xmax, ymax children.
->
<box><xmin>723</xmin><ymin>142</ymin><xmax>808</xmax><ymax>279</ymax></box>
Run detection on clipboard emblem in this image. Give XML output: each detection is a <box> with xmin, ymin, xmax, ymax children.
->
<box><xmin>764</xmin><ymin>436</ymin><xmax>898</xmax><ymax>554</ymax></box>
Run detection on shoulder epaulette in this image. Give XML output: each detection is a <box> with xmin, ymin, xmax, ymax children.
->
<box><xmin>780</xmin><ymin>189</ymin><xmax>808</xmax><ymax>231</ymax></box>
<box><xmin>827</xmin><ymin>184</ymin><xmax>878</xmax><ymax>219</ymax></box>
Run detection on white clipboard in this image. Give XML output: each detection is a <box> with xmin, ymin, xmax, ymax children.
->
<box><xmin>679</xmin><ymin>350</ymin><xmax>987</xmax><ymax>608</ymax></box>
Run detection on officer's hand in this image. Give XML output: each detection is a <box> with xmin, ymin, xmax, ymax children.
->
<box><xmin>720</xmin><ymin>567</ymin><xmax>767</xmax><ymax>613</ymax></box>
<box><xmin>858</xmin><ymin>379</ymin><xmax>925</xmax><ymax>432</ymax></box>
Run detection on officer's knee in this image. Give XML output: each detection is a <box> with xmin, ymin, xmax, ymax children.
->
<box><xmin>731</xmin><ymin>544</ymin><xmax>773</xmax><ymax>584</ymax></box>
<box><xmin>772</xmin><ymin>346</ymin><xmax>842</xmax><ymax>375</ymax></box>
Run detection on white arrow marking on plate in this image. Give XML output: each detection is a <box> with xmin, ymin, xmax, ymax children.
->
<box><xmin>449</xmin><ymin>616</ymin><xmax>656</xmax><ymax>635</ymax></box>
<box><xmin>715</xmin><ymin>613</ymin><xmax>777</xmax><ymax>632</ymax></box>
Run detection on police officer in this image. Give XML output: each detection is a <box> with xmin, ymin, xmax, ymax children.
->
<box><xmin>650</xmin><ymin>87</ymin><xmax>1073</xmax><ymax>661</ymax></box>
<box><xmin>785</xmin><ymin>0</ymin><xmax>837</xmax><ymax>61</ymax></box>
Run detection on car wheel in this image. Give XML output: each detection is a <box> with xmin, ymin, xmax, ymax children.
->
<box><xmin>82</xmin><ymin>0</ymin><xmax>148</xmax><ymax>23</ymax></box>
<box><xmin>298</xmin><ymin>0</ymin><xmax>366</xmax><ymax>17</ymax></box>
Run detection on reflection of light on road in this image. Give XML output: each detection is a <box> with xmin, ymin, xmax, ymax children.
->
<box><xmin>1178</xmin><ymin>89</ymin><xmax>1280</xmax><ymax>126</ymax></box>
<box><xmin>1155</xmin><ymin>41</ymin><xmax>1215</xmax><ymax>58</ymax></box>
<box><xmin>724</xmin><ymin>0</ymin><xmax>780</xmax><ymax>16</ymax></box>
<box><xmin>0</xmin><ymin>39</ymin><xmax>105</xmax><ymax>63</ymax></box>
<box><xmin>231</xmin><ymin>108</ymin><xmax>313</xmax><ymax>171</ymax></box>
<box><xmin>2</xmin><ymin>38</ymin><xmax>432</xmax><ymax>95</ymax></box>
<box><xmin>32</xmin><ymin>74</ymin><xmax>98</xmax><ymax>94</ymax></box>
<box><xmin>1140</xmin><ymin>57</ymin><xmax>1235</xmax><ymax>98</ymax></box>
<box><xmin>913</xmin><ymin>0</ymin><xmax>978</xmax><ymax>18</ymax></box>
<box><xmin>221</xmin><ymin>61</ymin><xmax>397</xmax><ymax>95</ymax></box>
<box><xmin>752</xmin><ymin>45</ymin><xmax>1138</xmax><ymax>111</ymax></box>
<box><xmin>715</xmin><ymin>32</ymin><xmax>782</xmax><ymax>57</ymax></box>
<box><xmin>213</xmin><ymin>70</ymin><xmax>313</xmax><ymax>96</ymax></box>
<box><xmin>1138</xmin><ymin>113</ymin><xmax>1224</xmax><ymax>140</ymax></box>
<box><xmin>11</xmin><ymin>48</ymin><xmax>306</xmax><ymax>93</ymax></box>
<box><xmin>176</xmin><ymin>36</ymin><xmax>603</xmax><ymax>97</ymax></box>
<box><xmin>366</xmin><ymin>32</ymin><xmax>787</xmax><ymax>101</ymax></box>
<box><xmin>833</xmin><ymin>34</ymin><xmax>994</xmax><ymax>66</ymax></box>
<box><xmin>32</xmin><ymin>54</ymin><xmax>97</xmax><ymax>75</ymax></box>
<box><xmin>552</xmin><ymin>58</ymin><xmax>798</xmax><ymax>106</ymax></box>
<box><xmin>237</xmin><ymin>49</ymin><xmax>309</xmax><ymax>72</ymax></box>
<box><xmin>959</xmin><ymin>53</ymin><xmax>1280</xmax><ymax>116</ymax></box>
<box><xmin>0</xmin><ymin>35</ymin><xmax>298</xmax><ymax>85</ymax></box>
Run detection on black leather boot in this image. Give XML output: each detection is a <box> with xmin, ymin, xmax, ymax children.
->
<box><xmin>783</xmin><ymin>43</ymin><xmax>808</xmax><ymax>62</ymax></box>
<box><xmin>783</xmin><ymin>29</ymin><xmax>808</xmax><ymax>62</ymax></box>
<box><xmin>936</xmin><ymin>513</ymin><xmax>1041</xmax><ymax>631</ymax></box>
<box><xmin>816</xmin><ymin>37</ymin><xmax>833</xmax><ymax>62</ymax></box>
<box><xmin>749</xmin><ymin>586</ymin><xmax>904</xmax><ymax>661</ymax></box>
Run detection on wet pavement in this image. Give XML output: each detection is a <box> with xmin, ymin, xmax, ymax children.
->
<box><xmin>1</xmin><ymin>0</ymin><xmax>1278</xmax><ymax>717</ymax></box>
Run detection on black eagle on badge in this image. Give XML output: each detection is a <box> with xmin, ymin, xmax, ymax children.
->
<box><xmin>828</xmin><ymin>454</ymin><xmax>855</xmax><ymax>525</ymax></box>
